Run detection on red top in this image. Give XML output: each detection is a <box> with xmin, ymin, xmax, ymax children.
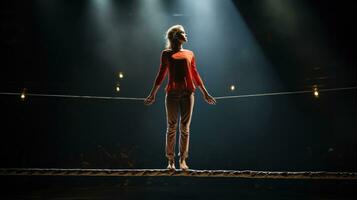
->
<box><xmin>154</xmin><ymin>49</ymin><xmax>204</xmax><ymax>93</ymax></box>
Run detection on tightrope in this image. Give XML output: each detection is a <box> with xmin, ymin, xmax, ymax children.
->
<box><xmin>0</xmin><ymin>168</ymin><xmax>356</xmax><ymax>180</ymax></box>
<box><xmin>0</xmin><ymin>86</ymin><xmax>357</xmax><ymax>101</ymax></box>
<box><xmin>0</xmin><ymin>92</ymin><xmax>145</xmax><ymax>101</ymax></box>
<box><xmin>215</xmin><ymin>86</ymin><xmax>357</xmax><ymax>100</ymax></box>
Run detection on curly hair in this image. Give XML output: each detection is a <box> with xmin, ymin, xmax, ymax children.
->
<box><xmin>165</xmin><ymin>24</ymin><xmax>185</xmax><ymax>50</ymax></box>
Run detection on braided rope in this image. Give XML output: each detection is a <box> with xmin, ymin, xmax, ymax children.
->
<box><xmin>0</xmin><ymin>168</ymin><xmax>356</xmax><ymax>180</ymax></box>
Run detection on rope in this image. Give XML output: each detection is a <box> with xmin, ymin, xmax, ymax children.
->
<box><xmin>1</xmin><ymin>86</ymin><xmax>357</xmax><ymax>101</ymax></box>
<box><xmin>214</xmin><ymin>86</ymin><xmax>357</xmax><ymax>100</ymax></box>
<box><xmin>0</xmin><ymin>92</ymin><xmax>145</xmax><ymax>101</ymax></box>
<box><xmin>0</xmin><ymin>168</ymin><xmax>356</xmax><ymax>180</ymax></box>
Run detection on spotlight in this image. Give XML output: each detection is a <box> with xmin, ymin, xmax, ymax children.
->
<box><xmin>229</xmin><ymin>85</ymin><xmax>236</xmax><ymax>91</ymax></box>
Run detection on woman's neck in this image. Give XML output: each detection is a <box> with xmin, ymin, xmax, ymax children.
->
<box><xmin>172</xmin><ymin>43</ymin><xmax>183</xmax><ymax>51</ymax></box>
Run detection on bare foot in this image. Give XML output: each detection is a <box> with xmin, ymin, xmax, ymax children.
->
<box><xmin>167</xmin><ymin>159</ymin><xmax>176</xmax><ymax>170</ymax></box>
<box><xmin>179</xmin><ymin>159</ymin><xmax>189</xmax><ymax>170</ymax></box>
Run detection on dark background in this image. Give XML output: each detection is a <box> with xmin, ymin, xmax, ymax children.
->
<box><xmin>1</xmin><ymin>0</ymin><xmax>357</xmax><ymax>181</ymax></box>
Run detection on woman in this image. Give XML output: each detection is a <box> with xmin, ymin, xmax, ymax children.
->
<box><xmin>144</xmin><ymin>25</ymin><xmax>216</xmax><ymax>170</ymax></box>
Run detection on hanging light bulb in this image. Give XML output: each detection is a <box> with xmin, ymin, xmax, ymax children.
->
<box><xmin>229</xmin><ymin>85</ymin><xmax>236</xmax><ymax>91</ymax></box>
<box><xmin>313</xmin><ymin>85</ymin><xmax>319</xmax><ymax>98</ymax></box>
<box><xmin>115</xmin><ymin>83</ymin><xmax>120</xmax><ymax>92</ymax></box>
<box><xmin>118</xmin><ymin>72</ymin><xmax>124</xmax><ymax>79</ymax></box>
<box><xmin>314</xmin><ymin>90</ymin><xmax>319</xmax><ymax>98</ymax></box>
<box><xmin>20</xmin><ymin>88</ymin><xmax>27</xmax><ymax>101</ymax></box>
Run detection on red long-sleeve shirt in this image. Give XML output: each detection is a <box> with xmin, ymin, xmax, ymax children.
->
<box><xmin>154</xmin><ymin>49</ymin><xmax>204</xmax><ymax>92</ymax></box>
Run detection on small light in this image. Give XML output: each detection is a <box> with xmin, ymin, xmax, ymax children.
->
<box><xmin>230</xmin><ymin>85</ymin><xmax>235</xmax><ymax>91</ymax></box>
<box><xmin>314</xmin><ymin>90</ymin><xmax>319</xmax><ymax>98</ymax></box>
<box><xmin>313</xmin><ymin>85</ymin><xmax>319</xmax><ymax>98</ymax></box>
<box><xmin>118</xmin><ymin>72</ymin><xmax>124</xmax><ymax>79</ymax></box>
<box><xmin>20</xmin><ymin>88</ymin><xmax>27</xmax><ymax>101</ymax></box>
<box><xmin>115</xmin><ymin>84</ymin><xmax>120</xmax><ymax>92</ymax></box>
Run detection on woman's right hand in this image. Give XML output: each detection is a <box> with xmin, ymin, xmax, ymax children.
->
<box><xmin>144</xmin><ymin>94</ymin><xmax>156</xmax><ymax>106</ymax></box>
<box><xmin>204</xmin><ymin>94</ymin><xmax>216</xmax><ymax>105</ymax></box>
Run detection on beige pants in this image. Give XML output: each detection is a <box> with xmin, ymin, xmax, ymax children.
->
<box><xmin>165</xmin><ymin>90</ymin><xmax>195</xmax><ymax>160</ymax></box>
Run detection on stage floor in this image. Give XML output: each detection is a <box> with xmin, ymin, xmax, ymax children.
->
<box><xmin>1</xmin><ymin>176</ymin><xmax>356</xmax><ymax>200</ymax></box>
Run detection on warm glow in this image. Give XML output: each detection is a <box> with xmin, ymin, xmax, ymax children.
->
<box><xmin>313</xmin><ymin>86</ymin><xmax>319</xmax><ymax>98</ymax></box>
<box><xmin>314</xmin><ymin>90</ymin><xmax>319</xmax><ymax>98</ymax></box>
<box><xmin>230</xmin><ymin>85</ymin><xmax>235</xmax><ymax>91</ymax></box>
<box><xmin>119</xmin><ymin>72</ymin><xmax>124</xmax><ymax>79</ymax></box>
<box><xmin>20</xmin><ymin>88</ymin><xmax>27</xmax><ymax>101</ymax></box>
<box><xmin>116</xmin><ymin>84</ymin><xmax>120</xmax><ymax>92</ymax></box>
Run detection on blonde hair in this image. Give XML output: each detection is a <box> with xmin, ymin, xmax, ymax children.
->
<box><xmin>165</xmin><ymin>25</ymin><xmax>185</xmax><ymax>50</ymax></box>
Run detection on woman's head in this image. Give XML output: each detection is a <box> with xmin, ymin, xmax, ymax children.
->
<box><xmin>165</xmin><ymin>25</ymin><xmax>188</xmax><ymax>49</ymax></box>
